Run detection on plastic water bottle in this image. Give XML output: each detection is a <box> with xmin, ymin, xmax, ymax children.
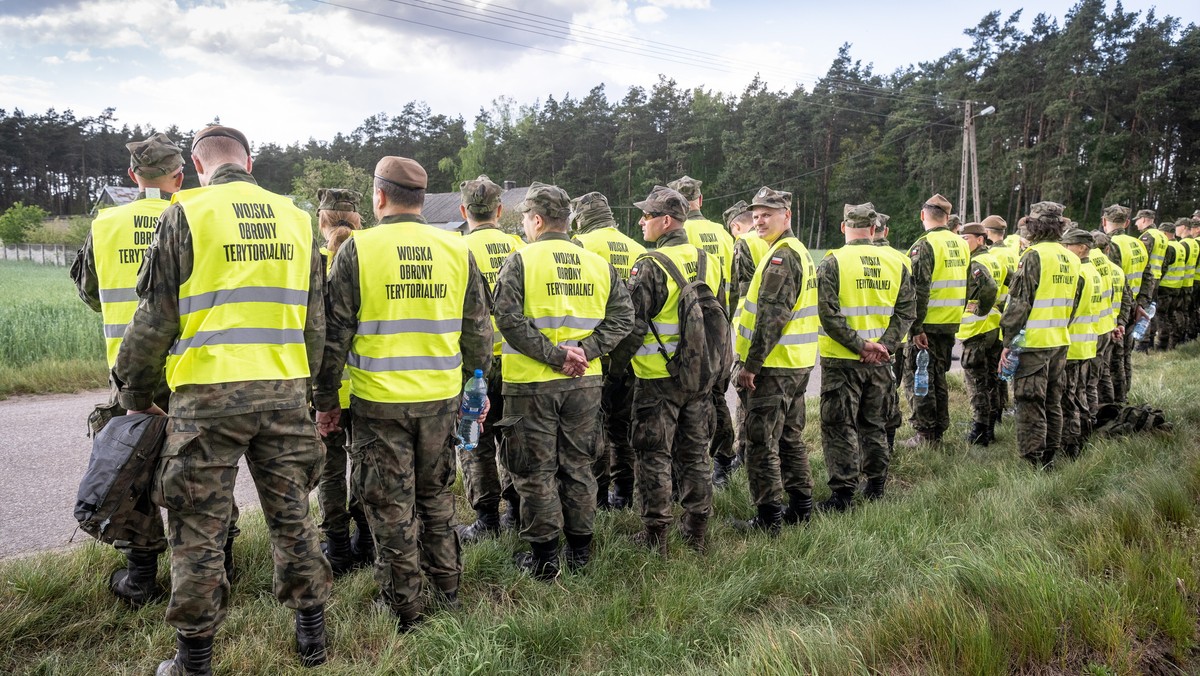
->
<box><xmin>455</xmin><ymin>369</ymin><xmax>487</xmax><ymax>451</ymax></box>
<box><xmin>1130</xmin><ymin>301</ymin><xmax>1156</xmax><ymax>343</ymax></box>
<box><xmin>913</xmin><ymin>349</ymin><xmax>930</xmax><ymax>397</ymax></box>
<box><xmin>999</xmin><ymin>329</ymin><xmax>1027</xmax><ymax>383</ymax></box>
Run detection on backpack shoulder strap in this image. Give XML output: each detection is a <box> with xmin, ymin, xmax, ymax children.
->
<box><xmin>646</xmin><ymin>250</ymin><xmax>692</xmax><ymax>289</ymax></box>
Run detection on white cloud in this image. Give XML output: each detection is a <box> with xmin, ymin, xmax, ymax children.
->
<box><xmin>65</xmin><ymin>49</ymin><xmax>91</xmax><ymax>62</ymax></box>
<box><xmin>41</xmin><ymin>55</ymin><xmax>62</xmax><ymax>65</ymax></box>
<box><xmin>634</xmin><ymin>6</ymin><xmax>668</xmax><ymax>23</ymax></box>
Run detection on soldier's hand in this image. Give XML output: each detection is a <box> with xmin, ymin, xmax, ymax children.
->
<box><xmin>128</xmin><ymin>403</ymin><xmax>166</xmax><ymax>416</ymax></box>
<box><xmin>736</xmin><ymin>364</ymin><xmax>756</xmax><ymax>391</ymax></box>
<box><xmin>998</xmin><ymin>348</ymin><xmax>1011</xmax><ymax>375</ymax></box>
<box><xmin>316</xmin><ymin>407</ymin><xmax>342</xmax><ymax>437</ymax></box>
<box><xmin>477</xmin><ymin>396</ymin><xmax>492</xmax><ymax>424</ymax></box>
<box><xmin>912</xmin><ymin>332</ymin><xmax>929</xmax><ymax>350</ymax></box>
<box><xmin>1113</xmin><ymin>325</ymin><xmax>1126</xmax><ymax>342</ymax></box>
<box><xmin>1135</xmin><ymin>305</ymin><xmax>1149</xmax><ymax>322</ymax></box>
<box><xmin>560</xmin><ymin>345</ymin><xmax>589</xmax><ymax>377</ymax></box>
<box><xmin>859</xmin><ymin>341</ymin><xmax>890</xmax><ymax>364</ymax></box>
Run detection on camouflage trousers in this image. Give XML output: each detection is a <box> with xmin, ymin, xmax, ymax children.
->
<box><xmin>317</xmin><ymin>409</ymin><xmax>362</xmax><ymax>538</ymax></box>
<box><xmin>458</xmin><ymin>363</ymin><xmax>515</xmax><ymax>513</ymax></box>
<box><xmin>1012</xmin><ymin>346</ymin><xmax>1067</xmax><ymax>465</ymax></box>
<box><xmin>707</xmin><ymin>375</ymin><xmax>735</xmax><ymax>465</ymax></box>
<box><xmin>1061</xmin><ymin>359</ymin><xmax>1092</xmax><ymax>454</ymax></box>
<box><xmin>907</xmin><ymin>333</ymin><xmax>956</xmax><ymax>436</ymax></box>
<box><xmin>738</xmin><ymin>368</ymin><xmax>814</xmax><ymax>506</ymax></box>
<box><xmin>352</xmin><ymin>412</ymin><xmax>460</xmax><ymax>620</ymax></box>
<box><xmin>593</xmin><ymin>374</ymin><xmax>637</xmax><ymax>497</ymax></box>
<box><xmin>154</xmin><ymin>406</ymin><xmax>331</xmax><ymax>639</ymax></box>
<box><xmin>820</xmin><ymin>361</ymin><xmax>893</xmax><ymax>493</ymax></box>
<box><xmin>887</xmin><ymin>347</ymin><xmax>905</xmax><ymax>432</ymax></box>
<box><xmin>1191</xmin><ymin>287</ymin><xmax>1200</xmax><ymax>341</ymax></box>
<box><xmin>1154</xmin><ymin>289</ymin><xmax>1186</xmax><ymax>350</ymax></box>
<box><xmin>961</xmin><ymin>329</ymin><xmax>1002</xmax><ymax>426</ymax></box>
<box><xmin>1120</xmin><ymin>326</ymin><xmax>1136</xmax><ymax>401</ymax></box>
<box><xmin>1089</xmin><ymin>333</ymin><xmax>1115</xmax><ymax>413</ymax></box>
<box><xmin>503</xmin><ymin>387</ymin><xmax>601</xmax><ymax>545</ymax></box>
<box><xmin>1106</xmin><ymin>330</ymin><xmax>1128</xmax><ymax>405</ymax></box>
<box><xmin>630</xmin><ymin>378</ymin><xmax>713</xmax><ymax>530</ymax></box>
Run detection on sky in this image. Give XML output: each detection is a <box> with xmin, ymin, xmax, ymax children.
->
<box><xmin>0</xmin><ymin>0</ymin><xmax>1197</xmax><ymax>148</ymax></box>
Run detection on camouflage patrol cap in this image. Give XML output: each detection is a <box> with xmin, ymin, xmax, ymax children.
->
<box><xmin>1102</xmin><ymin>204</ymin><xmax>1130</xmax><ymax>223</ymax></box>
<box><xmin>634</xmin><ymin>185</ymin><xmax>689</xmax><ymax>223</ymax></box>
<box><xmin>517</xmin><ymin>181</ymin><xmax>571</xmax><ymax>219</ymax></box>
<box><xmin>1172</xmin><ymin>217</ymin><xmax>1192</xmax><ymax>229</ymax></box>
<box><xmin>842</xmin><ymin>203</ymin><xmax>876</xmax><ymax>228</ymax></box>
<box><xmin>1060</xmin><ymin>228</ymin><xmax>1092</xmax><ymax>245</ymax></box>
<box><xmin>374</xmin><ymin>156</ymin><xmax>427</xmax><ymax>190</ymax></box>
<box><xmin>947</xmin><ymin>214</ymin><xmax>962</xmax><ymax>230</ymax></box>
<box><xmin>191</xmin><ymin>125</ymin><xmax>251</xmax><ymax>155</ymax></box>
<box><xmin>570</xmin><ymin>191</ymin><xmax>617</xmax><ymax>231</ymax></box>
<box><xmin>1091</xmin><ymin>231</ymin><xmax>1110</xmax><ymax>249</ymax></box>
<box><xmin>1157</xmin><ymin>220</ymin><xmax>1175</xmax><ymax>232</ymax></box>
<box><xmin>1029</xmin><ymin>201</ymin><xmax>1065</xmax><ymax>220</ymax></box>
<box><xmin>668</xmin><ymin>175</ymin><xmax>702</xmax><ymax>201</ymax></box>
<box><xmin>723</xmin><ymin>200</ymin><xmax>750</xmax><ymax>227</ymax></box>
<box><xmin>981</xmin><ymin>215</ymin><xmax>1007</xmax><ymax>232</ymax></box>
<box><xmin>317</xmin><ymin>188</ymin><xmax>361</xmax><ymax>212</ymax></box>
<box><xmin>459</xmin><ymin>174</ymin><xmax>503</xmax><ymax>214</ymax></box>
<box><xmin>126</xmin><ymin>133</ymin><xmax>184</xmax><ymax>179</ymax></box>
<box><xmin>875</xmin><ymin>211</ymin><xmax>891</xmax><ymax>229</ymax></box>
<box><xmin>923</xmin><ymin>193</ymin><xmax>952</xmax><ymax>215</ymax></box>
<box><xmin>749</xmin><ymin>186</ymin><xmax>791</xmax><ymax>210</ymax></box>
<box><xmin>960</xmin><ymin>222</ymin><xmax>987</xmax><ymax>236</ymax></box>
<box><xmin>1134</xmin><ymin>209</ymin><xmax>1156</xmax><ymax>222</ymax></box>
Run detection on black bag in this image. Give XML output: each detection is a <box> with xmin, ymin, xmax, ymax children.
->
<box><xmin>644</xmin><ymin>249</ymin><xmax>733</xmax><ymax>394</ymax></box>
<box><xmin>75</xmin><ymin>413</ymin><xmax>168</xmax><ymax>545</ymax></box>
<box><xmin>1093</xmin><ymin>403</ymin><xmax>1172</xmax><ymax>437</ymax></box>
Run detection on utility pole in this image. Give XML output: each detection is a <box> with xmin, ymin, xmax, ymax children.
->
<box><xmin>959</xmin><ymin>101</ymin><xmax>971</xmax><ymax>222</ymax></box>
<box><xmin>959</xmin><ymin>102</ymin><xmax>995</xmax><ymax>222</ymax></box>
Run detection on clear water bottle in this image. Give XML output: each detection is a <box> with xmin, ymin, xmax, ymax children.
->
<box><xmin>999</xmin><ymin>329</ymin><xmax>1027</xmax><ymax>383</ymax></box>
<box><xmin>1130</xmin><ymin>301</ymin><xmax>1157</xmax><ymax>343</ymax></box>
<box><xmin>913</xmin><ymin>349</ymin><xmax>930</xmax><ymax>397</ymax></box>
<box><xmin>455</xmin><ymin>369</ymin><xmax>487</xmax><ymax>451</ymax></box>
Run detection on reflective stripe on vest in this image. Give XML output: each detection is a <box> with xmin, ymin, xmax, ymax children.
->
<box><xmin>351</xmin><ymin>222</ymin><xmax>469</xmax><ymax>403</ymax></box>
<box><xmin>955</xmin><ymin>250</ymin><xmax>1004</xmax><ymax>341</ymax></box>
<box><xmin>1069</xmin><ymin>260</ymin><xmax>1105</xmax><ymax>360</ymax></box>
<box><xmin>912</xmin><ymin>229</ymin><xmax>969</xmax><ymax>325</ymax></box>
<box><xmin>1144</xmin><ymin>228</ymin><xmax>1167</xmax><ymax>279</ymax></box>
<box><xmin>91</xmin><ymin>197</ymin><xmax>170</xmax><ymax>367</ymax></box>
<box><xmin>876</xmin><ymin>243</ymin><xmax>912</xmax><ymax>345</ymax></box>
<box><xmin>630</xmin><ymin>244</ymin><xmax>723</xmax><ymax>380</ymax></box>
<box><xmin>1111</xmin><ymin>233</ymin><xmax>1148</xmax><ymax>299</ymax></box>
<box><xmin>575</xmin><ymin>227</ymin><xmax>645</xmax><ymax>282</ymax></box>
<box><xmin>1178</xmin><ymin>238</ymin><xmax>1198</xmax><ymax>289</ymax></box>
<box><xmin>735</xmin><ymin>237</ymin><xmax>819</xmax><ymax>368</ymax></box>
<box><xmin>1024</xmin><ymin>242</ymin><xmax>1078</xmax><ymax>349</ymax></box>
<box><xmin>686</xmin><ymin>217</ymin><xmax>734</xmax><ymax>298</ymax></box>
<box><xmin>167</xmin><ymin>183</ymin><xmax>311</xmax><ymax>388</ymax></box>
<box><xmin>818</xmin><ymin>244</ymin><xmax>903</xmax><ymax>360</ymax></box>
<box><xmin>989</xmin><ymin>244</ymin><xmax>1017</xmax><ymax>306</ymax></box>
<box><xmin>502</xmin><ymin>239</ymin><xmax>611</xmax><ymax>384</ymax></box>
<box><xmin>1089</xmin><ymin>251</ymin><xmax>1119</xmax><ymax>335</ymax></box>
<box><xmin>1160</xmin><ymin>240</ymin><xmax>1188</xmax><ymax>289</ymax></box>
<box><xmin>466</xmin><ymin>226</ymin><xmax>524</xmax><ymax>357</ymax></box>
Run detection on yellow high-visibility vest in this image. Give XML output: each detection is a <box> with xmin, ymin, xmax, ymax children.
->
<box><xmin>91</xmin><ymin>197</ymin><xmax>170</xmax><ymax>367</ymax></box>
<box><xmin>988</xmin><ymin>244</ymin><xmax>1017</xmax><ymax>305</ymax></box>
<box><xmin>686</xmin><ymin>217</ymin><xmax>734</xmax><ymax>297</ymax></box>
<box><xmin>501</xmin><ymin>239</ymin><xmax>611</xmax><ymax>384</ymax></box>
<box><xmin>737</xmin><ymin>231</ymin><xmax>770</xmax><ymax>269</ymax></box>
<box><xmin>1004</xmin><ymin>234</ymin><xmax>1023</xmax><ymax>251</ymax></box>
<box><xmin>1090</xmin><ymin>250</ymin><xmax>1120</xmax><ymax>335</ymax></box>
<box><xmin>629</xmin><ymin>244</ymin><xmax>723</xmax><ymax>379</ymax></box>
<box><xmin>876</xmin><ymin>242</ymin><xmax>912</xmax><ymax>345</ymax></box>
<box><xmin>1178</xmin><ymin>238</ymin><xmax>1198</xmax><ymax>289</ymax></box>
<box><xmin>1068</xmin><ymin>259</ymin><xmax>1104</xmax><ymax>360</ymax></box>
<box><xmin>351</xmin><ymin>221</ymin><xmax>469</xmax><ymax>403</ymax></box>
<box><xmin>465</xmin><ymin>226</ymin><xmax>524</xmax><ymax>357</ymax></box>
<box><xmin>322</xmin><ymin>233</ymin><xmax>357</xmax><ymax>408</ymax></box>
<box><xmin>167</xmin><ymin>182</ymin><xmax>312</xmax><ymax>388</ymax></box>
<box><xmin>1143</xmin><ymin>228</ymin><xmax>1168</xmax><ymax>279</ymax></box>
<box><xmin>956</xmin><ymin>251</ymin><xmax>1005</xmax><ymax>341</ymax></box>
<box><xmin>575</xmin><ymin>226</ymin><xmax>645</xmax><ymax>282</ymax></box>
<box><xmin>818</xmin><ymin>244</ymin><xmax>904</xmax><ymax>360</ymax></box>
<box><xmin>1160</xmin><ymin>240</ymin><xmax>1188</xmax><ymax>290</ymax></box>
<box><xmin>735</xmin><ymin>237</ymin><xmax>819</xmax><ymax>369</ymax></box>
<box><xmin>1111</xmin><ymin>233</ymin><xmax>1148</xmax><ymax>299</ymax></box>
<box><xmin>910</xmin><ymin>229</ymin><xmax>969</xmax><ymax>326</ymax></box>
<box><xmin>1023</xmin><ymin>242</ymin><xmax>1079</xmax><ymax>349</ymax></box>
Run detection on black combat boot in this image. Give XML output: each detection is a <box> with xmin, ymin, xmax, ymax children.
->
<box><xmin>222</xmin><ymin>535</ymin><xmax>236</xmax><ymax>582</ymax></box>
<box><xmin>109</xmin><ymin>549</ymin><xmax>165</xmax><ymax>607</ymax></box>
<box><xmin>609</xmin><ymin>481</ymin><xmax>634</xmax><ymax>510</ymax></box>
<box><xmin>157</xmin><ymin>633</ymin><xmax>213</xmax><ymax>676</ymax></box>
<box><xmin>731</xmin><ymin>503</ymin><xmax>783</xmax><ymax>536</ymax></box>
<box><xmin>596</xmin><ymin>485</ymin><xmax>614</xmax><ymax>511</ymax></box>
<box><xmin>499</xmin><ymin>497</ymin><xmax>521</xmax><ymax>531</ymax></box>
<box><xmin>350</xmin><ymin>507</ymin><xmax>375</xmax><ymax>566</ymax></box>
<box><xmin>781</xmin><ymin>491</ymin><xmax>813</xmax><ymax>525</ymax></box>
<box><xmin>816</xmin><ymin>488</ymin><xmax>855</xmax><ymax>514</ymax></box>
<box><xmin>564</xmin><ymin>532</ymin><xmax>593</xmax><ymax>571</ymax></box>
<box><xmin>514</xmin><ymin>540</ymin><xmax>560</xmax><ymax>581</ymax></box>
<box><xmin>711</xmin><ymin>457</ymin><xmax>734</xmax><ymax>489</ymax></box>
<box><xmin>321</xmin><ymin>531</ymin><xmax>356</xmax><ymax>577</ymax></box>
<box><xmin>679</xmin><ymin>512</ymin><xmax>709</xmax><ymax>553</ymax></box>
<box><xmin>429</xmin><ymin>576</ymin><xmax>462</xmax><ymax>612</ymax></box>
<box><xmin>457</xmin><ymin>507</ymin><xmax>501</xmax><ymax>543</ymax></box>
<box><xmin>862</xmin><ymin>476</ymin><xmax>887</xmax><ymax>501</ymax></box>
<box><xmin>965</xmin><ymin>421</ymin><xmax>990</xmax><ymax>446</ymax></box>
<box><xmin>294</xmin><ymin>605</ymin><xmax>327</xmax><ymax>667</ymax></box>
<box><xmin>632</xmin><ymin>524</ymin><xmax>669</xmax><ymax>556</ymax></box>
<box><xmin>885</xmin><ymin>428</ymin><xmax>896</xmax><ymax>453</ymax></box>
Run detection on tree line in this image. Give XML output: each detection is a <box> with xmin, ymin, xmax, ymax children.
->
<box><xmin>1</xmin><ymin>0</ymin><xmax>1197</xmax><ymax>249</ymax></box>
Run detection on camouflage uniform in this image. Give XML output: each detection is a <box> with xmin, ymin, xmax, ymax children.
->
<box><xmin>112</xmin><ymin>163</ymin><xmax>331</xmax><ymax>639</ymax></box>
<box><xmin>1103</xmin><ymin>222</ymin><xmax>1154</xmax><ymax>402</ymax></box>
<box><xmin>314</xmin><ymin>212</ymin><xmax>493</xmax><ymax>621</ymax></box>
<box><xmin>871</xmin><ymin>232</ymin><xmax>908</xmax><ymax>445</ymax></box>
<box><xmin>720</xmin><ymin>201</ymin><xmax>758</xmax><ymax>474</ymax></box>
<box><xmin>1149</xmin><ymin>232</ymin><xmax>1181</xmax><ymax>350</ymax></box>
<box><xmin>959</xmin><ymin>244</ymin><xmax>1004</xmax><ymax>437</ymax></box>
<box><xmin>1090</xmin><ymin>238</ymin><xmax>1133</xmax><ymax>411</ymax></box>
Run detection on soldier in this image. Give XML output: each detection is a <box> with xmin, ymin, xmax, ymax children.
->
<box><xmin>903</xmin><ymin>194</ymin><xmax>973</xmax><ymax>447</ymax></box>
<box><xmin>609</xmin><ymin>186</ymin><xmax>725</xmax><ymax>555</ymax></box>
<box><xmin>998</xmin><ymin>202</ymin><xmax>1080</xmax><ymax>469</ymax></box>
<box><xmin>946</xmin><ymin>214</ymin><xmax>962</xmax><ymax>233</ymax></box>
<box><xmin>816</xmin><ymin>204</ymin><xmax>915</xmax><ymax>510</ymax></box>
<box><xmin>314</xmin><ymin>157</ymin><xmax>493</xmax><ymax>629</ymax></box>
<box><xmin>1172</xmin><ymin>218</ymin><xmax>1198</xmax><ymax>344</ymax></box>
<box><xmin>1134</xmin><ymin>209</ymin><xmax>1166</xmax><ymax>351</ymax></box>
<box><xmin>312</xmin><ymin>188</ymin><xmax>371</xmax><ymax>575</ymax></box>
<box><xmin>982</xmin><ymin>215</ymin><xmax>1017</xmax><ymax>415</ymax></box>
<box><xmin>492</xmin><ymin>183</ymin><xmax>633</xmax><ymax>579</ymax></box>
<box><xmin>954</xmin><ymin>223</ymin><xmax>1005</xmax><ymax>446</ymax></box>
<box><xmin>731</xmin><ymin>187</ymin><xmax>820</xmax><ymax>533</ymax></box>
<box><xmin>1151</xmin><ymin>221</ymin><xmax>1185</xmax><ymax>350</ymax></box>
<box><xmin>456</xmin><ymin>175</ymin><xmax>523</xmax><ymax>542</ymax></box>
<box><xmin>872</xmin><ymin>211</ymin><xmax>911</xmax><ymax>452</ymax></box>
<box><xmin>1060</xmin><ymin>228</ymin><xmax>1105</xmax><ymax>458</ymax></box>
<box><xmin>1101</xmin><ymin>204</ymin><xmax>1152</xmax><ymax>402</ymax></box>
<box><xmin>112</xmin><ymin>125</ymin><xmax>332</xmax><ymax>672</ymax></box>
<box><xmin>570</xmin><ymin>191</ymin><xmax>646</xmax><ymax>510</ymax></box>
<box><xmin>1088</xmin><ymin>231</ymin><xmax>1131</xmax><ymax>411</ymax></box>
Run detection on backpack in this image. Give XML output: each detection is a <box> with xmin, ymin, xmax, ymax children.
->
<box><xmin>644</xmin><ymin>249</ymin><xmax>733</xmax><ymax>394</ymax></box>
<box><xmin>75</xmin><ymin>413</ymin><xmax>168</xmax><ymax>545</ymax></box>
<box><xmin>1093</xmin><ymin>403</ymin><xmax>1172</xmax><ymax>437</ymax></box>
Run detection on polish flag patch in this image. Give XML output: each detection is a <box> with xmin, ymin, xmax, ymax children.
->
<box><xmin>630</xmin><ymin>266</ymin><xmax>639</xmax><ymax>276</ymax></box>
<box><xmin>770</xmin><ymin>256</ymin><xmax>784</xmax><ymax>265</ymax></box>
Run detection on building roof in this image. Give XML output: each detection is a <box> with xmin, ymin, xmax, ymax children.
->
<box><xmin>423</xmin><ymin>184</ymin><xmax>530</xmax><ymax>226</ymax></box>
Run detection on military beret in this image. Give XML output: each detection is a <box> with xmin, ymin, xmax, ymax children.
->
<box><xmin>875</xmin><ymin>211</ymin><xmax>891</xmax><ymax>229</ymax></box>
<box><xmin>1134</xmin><ymin>209</ymin><xmax>1156</xmax><ymax>222</ymax></box>
<box><xmin>191</xmin><ymin>125</ymin><xmax>250</xmax><ymax>155</ymax></box>
<box><xmin>459</xmin><ymin>174</ymin><xmax>503</xmax><ymax>214</ymax></box>
<box><xmin>125</xmin><ymin>133</ymin><xmax>184</xmax><ymax>179</ymax></box>
<box><xmin>960</xmin><ymin>222</ymin><xmax>987</xmax><ymax>236</ymax></box>
<box><xmin>634</xmin><ymin>186</ymin><xmax>689</xmax><ymax>223</ymax></box>
<box><xmin>923</xmin><ymin>193</ymin><xmax>952</xmax><ymax>215</ymax></box>
<box><xmin>842</xmin><ymin>203</ymin><xmax>876</xmax><ymax>228</ymax></box>
<box><xmin>749</xmin><ymin>186</ymin><xmax>791</xmax><ymax>211</ymax></box>
<box><xmin>1061</xmin><ymin>228</ymin><xmax>1093</xmax><ymax>245</ymax></box>
<box><xmin>667</xmin><ymin>175</ymin><xmax>702</xmax><ymax>201</ymax></box>
<box><xmin>517</xmin><ymin>181</ymin><xmax>571</xmax><ymax>219</ymax></box>
<box><xmin>317</xmin><ymin>188</ymin><xmax>361</xmax><ymax>212</ymax></box>
<box><xmin>570</xmin><ymin>191</ymin><xmax>618</xmax><ymax>231</ymax></box>
<box><xmin>1102</xmin><ymin>204</ymin><xmax>1131</xmax><ymax>223</ymax></box>
<box><xmin>981</xmin><ymin>215</ymin><xmax>1007</xmax><ymax>232</ymax></box>
<box><xmin>722</xmin><ymin>200</ymin><xmax>750</xmax><ymax>227</ymax></box>
<box><xmin>373</xmin><ymin>156</ymin><xmax>427</xmax><ymax>190</ymax></box>
<box><xmin>1091</xmin><ymin>230</ymin><xmax>1110</xmax><ymax>249</ymax></box>
<box><xmin>1029</xmin><ymin>201</ymin><xmax>1065</xmax><ymax>220</ymax></box>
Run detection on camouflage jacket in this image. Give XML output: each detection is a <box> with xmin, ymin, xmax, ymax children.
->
<box><xmin>998</xmin><ymin>240</ymin><xmax>1084</xmax><ymax>349</ymax></box>
<box><xmin>741</xmin><ymin>230</ymin><xmax>812</xmax><ymax>375</ymax></box>
<box><xmin>816</xmin><ymin>237</ymin><xmax>916</xmax><ymax>360</ymax></box>
<box><xmin>313</xmin><ymin>213</ymin><xmax>493</xmax><ymax>419</ymax></box>
<box><xmin>966</xmin><ymin>244</ymin><xmax>1001</xmax><ymax>319</ymax></box>
<box><xmin>730</xmin><ymin>236</ymin><xmax>757</xmax><ymax>317</ymax></box>
<box><xmin>609</xmin><ymin>228</ymin><xmax>728</xmax><ymax>377</ymax></box>
<box><xmin>112</xmin><ymin>165</ymin><xmax>325</xmax><ymax>418</ymax></box>
<box><xmin>493</xmin><ymin>231</ymin><xmax>634</xmax><ymax>395</ymax></box>
<box><xmin>1104</xmin><ymin>226</ymin><xmax>1155</xmax><ymax>309</ymax></box>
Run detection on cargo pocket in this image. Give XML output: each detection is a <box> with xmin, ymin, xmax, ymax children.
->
<box><xmin>745</xmin><ymin>395</ymin><xmax>785</xmax><ymax>446</ymax></box>
<box><xmin>350</xmin><ymin>428</ymin><xmax>388</xmax><ymax>509</ymax></box>
<box><xmin>630</xmin><ymin>401</ymin><xmax>664</xmax><ymax>451</ymax></box>
<box><xmin>152</xmin><ymin>431</ymin><xmax>201</xmax><ymax>513</ymax></box>
<box><xmin>495</xmin><ymin>416</ymin><xmax>529</xmax><ymax>475</ymax></box>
